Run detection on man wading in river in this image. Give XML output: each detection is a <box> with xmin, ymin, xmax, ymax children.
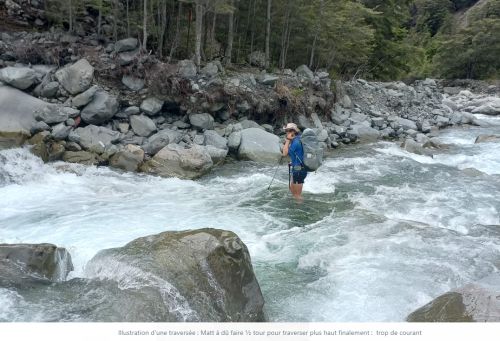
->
<box><xmin>282</xmin><ymin>123</ymin><xmax>307</xmax><ymax>201</ymax></box>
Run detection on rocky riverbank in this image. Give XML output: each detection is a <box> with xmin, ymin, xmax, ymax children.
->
<box><xmin>1</xmin><ymin>30</ymin><xmax>499</xmax><ymax>178</ymax></box>
<box><xmin>0</xmin><ymin>229</ymin><xmax>265</xmax><ymax>322</ymax></box>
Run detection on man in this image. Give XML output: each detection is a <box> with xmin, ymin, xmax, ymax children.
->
<box><xmin>282</xmin><ymin>122</ymin><xmax>307</xmax><ymax>201</ymax></box>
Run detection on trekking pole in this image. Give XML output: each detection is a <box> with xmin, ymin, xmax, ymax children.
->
<box><xmin>288</xmin><ymin>162</ymin><xmax>291</xmax><ymax>192</ymax></box>
<box><xmin>267</xmin><ymin>156</ymin><xmax>283</xmax><ymax>190</ymax></box>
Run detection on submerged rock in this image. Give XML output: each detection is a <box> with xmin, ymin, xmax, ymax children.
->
<box><xmin>475</xmin><ymin>135</ymin><xmax>500</xmax><ymax>144</ymax></box>
<box><xmin>85</xmin><ymin>228</ymin><xmax>265</xmax><ymax>322</ymax></box>
<box><xmin>407</xmin><ymin>272</ymin><xmax>500</xmax><ymax>322</ymax></box>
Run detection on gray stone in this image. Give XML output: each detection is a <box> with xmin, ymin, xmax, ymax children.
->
<box><xmin>71</xmin><ymin>85</ymin><xmax>98</xmax><ymax>108</ymax></box>
<box><xmin>258</xmin><ymin>74</ymin><xmax>279</xmax><ymax>86</ymax></box>
<box><xmin>51</xmin><ymin>123</ymin><xmax>72</xmax><ymax>140</ymax></box>
<box><xmin>35</xmin><ymin>104</ymin><xmax>69</xmax><ymax>124</ymax></box>
<box><xmin>116</xmin><ymin>106</ymin><xmax>140</xmax><ymax>118</ymax></box>
<box><xmin>227</xmin><ymin>131</ymin><xmax>242</xmax><ymax>152</ymax></box>
<box><xmin>130</xmin><ymin>115</ymin><xmax>157</xmax><ymax>137</ymax></box>
<box><xmin>115</xmin><ymin>38</ymin><xmax>138</xmax><ymax>53</ymax></box>
<box><xmin>143</xmin><ymin>129</ymin><xmax>181</xmax><ymax>155</ymax></box>
<box><xmin>347</xmin><ymin>124</ymin><xmax>380</xmax><ymax>142</ymax></box>
<box><xmin>237</xmin><ymin>128</ymin><xmax>281</xmax><ymax>163</ymax></box>
<box><xmin>140</xmin><ymin>97</ymin><xmax>164</xmax><ymax>116</ymax></box>
<box><xmin>117</xmin><ymin>49</ymin><xmax>140</xmax><ymax>66</ymax></box>
<box><xmin>397</xmin><ymin>117</ymin><xmax>418</xmax><ymax>131</ymax></box>
<box><xmin>66</xmin><ymin>141</ymin><xmax>82</xmax><ymax>152</ymax></box>
<box><xmin>68</xmin><ymin>125</ymin><xmax>120</xmax><ymax>154</ymax></box>
<box><xmin>55</xmin><ymin>59</ymin><xmax>94</xmax><ymax>95</ymax></box>
<box><xmin>110</xmin><ymin>144</ymin><xmax>144</xmax><ymax>172</ymax></box>
<box><xmin>81</xmin><ymin>90</ymin><xmax>119</xmax><ymax>125</ymax></box>
<box><xmin>295</xmin><ymin>65</ymin><xmax>314</xmax><ymax>81</ymax></box>
<box><xmin>240</xmin><ymin>119</ymin><xmax>263</xmax><ymax>130</ymax></box>
<box><xmin>316</xmin><ymin>129</ymin><xmax>329</xmax><ymax>142</ymax></box>
<box><xmin>200</xmin><ymin>62</ymin><xmax>219</xmax><ymax>77</ymax></box>
<box><xmin>178</xmin><ymin>59</ymin><xmax>197</xmax><ymax>79</ymax></box>
<box><xmin>0</xmin><ymin>66</ymin><xmax>37</xmax><ymax>90</ymax></box>
<box><xmin>248</xmin><ymin>51</ymin><xmax>266</xmax><ymax>68</ymax></box>
<box><xmin>401</xmin><ymin>139</ymin><xmax>432</xmax><ymax>156</ymax></box>
<box><xmin>475</xmin><ymin>135</ymin><xmax>500</xmax><ymax>144</ymax></box>
<box><xmin>31</xmin><ymin>121</ymin><xmax>50</xmax><ymax>134</ymax></box>
<box><xmin>63</xmin><ymin>150</ymin><xmax>101</xmax><ymax>165</ymax></box>
<box><xmin>122</xmin><ymin>75</ymin><xmax>145</xmax><ymax>91</ymax></box>
<box><xmin>204</xmin><ymin>145</ymin><xmax>228</xmax><ymax>166</ymax></box>
<box><xmin>435</xmin><ymin>115</ymin><xmax>450</xmax><ymax>127</ymax></box>
<box><xmin>190</xmin><ymin>113</ymin><xmax>214</xmax><ymax>131</ymax></box>
<box><xmin>140</xmin><ymin>144</ymin><xmax>213</xmax><ymax>179</ymax></box>
<box><xmin>40</xmin><ymin>81</ymin><xmax>59</xmax><ymax>98</ymax></box>
<box><xmin>117</xmin><ymin>122</ymin><xmax>129</xmax><ymax>133</ymax></box>
<box><xmin>203</xmin><ymin>130</ymin><xmax>228</xmax><ymax>150</ymax></box>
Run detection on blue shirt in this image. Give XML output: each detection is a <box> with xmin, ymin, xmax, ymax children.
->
<box><xmin>288</xmin><ymin>135</ymin><xmax>304</xmax><ymax>167</ymax></box>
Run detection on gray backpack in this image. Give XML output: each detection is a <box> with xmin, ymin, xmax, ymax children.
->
<box><xmin>300</xmin><ymin>128</ymin><xmax>323</xmax><ymax>171</ymax></box>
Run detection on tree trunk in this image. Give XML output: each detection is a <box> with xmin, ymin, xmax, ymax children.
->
<box><xmin>309</xmin><ymin>0</ymin><xmax>324</xmax><ymax>69</ymax></box>
<box><xmin>143</xmin><ymin>0</ymin><xmax>148</xmax><ymax>50</ymax></box>
<box><xmin>224</xmin><ymin>0</ymin><xmax>235</xmax><ymax>66</ymax></box>
<box><xmin>195</xmin><ymin>2</ymin><xmax>203</xmax><ymax>67</ymax></box>
<box><xmin>97</xmin><ymin>0</ymin><xmax>102</xmax><ymax>36</ymax></box>
<box><xmin>279</xmin><ymin>1</ymin><xmax>291</xmax><ymax>70</ymax></box>
<box><xmin>113</xmin><ymin>0</ymin><xmax>119</xmax><ymax>42</ymax></box>
<box><xmin>265</xmin><ymin>0</ymin><xmax>271</xmax><ymax>69</ymax></box>
<box><xmin>126</xmin><ymin>0</ymin><xmax>130</xmax><ymax>37</ymax></box>
<box><xmin>68</xmin><ymin>0</ymin><xmax>73</xmax><ymax>33</ymax></box>
<box><xmin>209</xmin><ymin>12</ymin><xmax>217</xmax><ymax>60</ymax></box>
<box><xmin>158</xmin><ymin>0</ymin><xmax>167</xmax><ymax>58</ymax></box>
<box><xmin>169</xmin><ymin>1</ymin><xmax>182</xmax><ymax>61</ymax></box>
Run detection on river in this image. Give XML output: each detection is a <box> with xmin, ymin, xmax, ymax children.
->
<box><xmin>1</xmin><ymin>115</ymin><xmax>499</xmax><ymax>322</ymax></box>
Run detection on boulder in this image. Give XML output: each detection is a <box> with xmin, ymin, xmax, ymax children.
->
<box><xmin>62</xmin><ymin>150</ymin><xmax>101</xmax><ymax>165</ymax></box>
<box><xmin>205</xmin><ymin>145</ymin><xmax>228</xmax><ymax>166</ymax></box>
<box><xmin>117</xmin><ymin>49</ymin><xmax>140</xmax><ymax>66</ymax></box>
<box><xmin>401</xmin><ymin>138</ymin><xmax>432</xmax><ymax>156</ymax></box>
<box><xmin>475</xmin><ymin>135</ymin><xmax>500</xmax><ymax>144</ymax></box>
<box><xmin>114</xmin><ymin>38</ymin><xmax>138</xmax><ymax>53</ymax></box>
<box><xmin>51</xmin><ymin>123</ymin><xmax>72</xmax><ymax>140</ymax></box>
<box><xmin>71</xmin><ymin>85</ymin><xmax>98</xmax><ymax>108</ymax></box>
<box><xmin>140</xmin><ymin>144</ymin><xmax>213</xmax><ymax>179</ymax></box>
<box><xmin>472</xmin><ymin>104</ymin><xmax>500</xmax><ymax>116</ymax></box>
<box><xmin>227</xmin><ymin>131</ymin><xmax>242</xmax><ymax>152</ymax></box>
<box><xmin>178</xmin><ymin>59</ymin><xmax>197</xmax><ymax>79</ymax></box>
<box><xmin>109</xmin><ymin>144</ymin><xmax>144</xmax><ymax>172</ymax></box>
<box><xmin>130</xmin><ymin>115</ymin><xmax>157</xmax><ymax>137</ymax></box>
<box><xmin>0</xmin><ymin>243</ymin><xmax>73</xmax><ymax>286</ymax></box>
<box><xmin>407</xmin><ymin>272</ymin><xmax>500</xmax><ymax>322</ymax></box>
<box><xmin>0</xmin><ymin>66</ymin><xmax>37</xmax><ymax>89</ymax></box>
<box><xmin>143</xmin><ymin>129</ymin><xmax>182</xmax><ymax>155</ymax></box>
<box><xmin>295</xmin><ymin>65</ymin><xmax>314</xmax><ymax>81</ymax></box>
<box><xmin>122</xmin><ymin>75</ymin><xmax>145</xmax><ymax>91</ymax></box>
<box><xmin>85</xmin><ymin>228</ymin><xmax>265</xmax><ymax>322</ymax></box>
<box><xmin>0</xmin><ymin>85</ymin><xmax>45</xmax><ymax>149</ymax></box>
<box><xmin>237</xmin><ymin>128</ymin><xmax>281</xmax><ymax>163</ymax></box>
<box><xmin>200</xmin><ymin>62</ymin><xmax>219</xmax><ymax>77</ymax></box>
<box><xmin>397</xmin><ymin>117</ymin><xmax>418</xmax><ymax>131</ymax></box>
<box><xmin>347</xmin><ymin>124</ymin><xmax>380</xmax><ymax>142</ymax></box>
<box><xmin>140</xmin><ymin>97</ymin><xmax>164</xmax><ymax>116</ymax></box>
<box><xmin>55</xmin><ymin>58</ymin><xmax>94</xmax><ymax>95</ymax></box>
<box><xmin>190</xmin><ymin>113</ymin><xmax>214</xmax><ymax>131</ymax></box>
<box><xmin>248</xmin><ymin>51</ymin><xmax>266</xmax><ymax>68</ymax></box>
<box><xmin>40</xmin><ymin>81</ymin><xmax>60</xmax><ymax>98</ymax></box>
<box><xmin>68</xmin><ymin>125</ymin><xmax>120</xmax><ymax>154</ymax></box>
<box><xmin>81</xmin><ymin>90</ymin><xmax>119</xmax><ymax>125</ymax></box>
<box><xmin>258</xmin><ymin>74</ymin><xmax>279</xmax><ymax>86</ymax></box>
<box><xmin>203</xmin><ymin>130</ymin><xmax>228</xmax><ymax>150</ymax></box>
<box><xmin>34</xmin><ymin>104</ymin><xmax>69</xmax><ymax>124</ymax></box>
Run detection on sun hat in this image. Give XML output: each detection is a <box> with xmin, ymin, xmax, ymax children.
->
<box><xmin>283</xmin><ymin>122</ymin><xmax>300</xmax><ymax>133</ymax></box>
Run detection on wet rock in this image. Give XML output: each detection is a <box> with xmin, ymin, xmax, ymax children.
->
<box><xmin>50</xmin><ymin>123</ymin><xmax>72</xmax><ymax>140</ymax></box>
<box><xmin>205</xmin><ymin>145</ymin><xmax>228</xmax><ymax>166</ymax></box>
<box><xmin>109</xmin><ymin>144</ymin><xmax>144</xmax><ymax>172</ymax></box>
<box><xmin>475</xmin><ymin>135</ymin><xmax>500</xmax><ymax>144</ymax></box>
<box><xmin>0</xmin><ymin>66</ymin><xmax>37</xmax><ymax>90</ymax></box>
<box><xmin>68</xmin><ymin>125</ymin><xmax>120</xmax><ymax>154</ymax></box>
<box><xmin>85</xmin><ymin>228</ymin><xmax>265</xmax><ymax>322</ymax></box>
<box><xmin>62</xmin><ymin>150</ymin><xmax>101</xmax><ymax>165</ymax></box>
<box><xmin>227</xmin><ymin>131</ymin><xmax>242</xmax><ymax>152</ymax></box>
<box><xmin>203</xmin><ymin>130</ymin><xmax>228</xmax><ymax>150</ymax></box>
<box><xmin>0</xmin><ymin>243</ymin><xmax>73</xmax><ymax>286</ymax></box>
<box><xmin>81</xmin><ymin>90</ymin><xmax>119</xmax><ymax>125</ymax></box>
<box><xmin>143</xmin><ymin>129</ymin><xmax>182</xmax><ymax>155</ymax></box>
<box><xmin>140</xmin><ymin>144</ymin><xmax>213</xmax><ymax>179</ymax></box>
<box><xmin>238</xmin><ymin>128</ymin><xmax>281</xmax><ymax>163</ymax></box>
<box><xmin>34</xmin><ymin>105</ymin><xmax>69</xmax><ymax>124</ymax></box>
<box><xmin>55</xmin><ymin>59</ymin><xmax>94</xmax><ymax>95</ymax></box>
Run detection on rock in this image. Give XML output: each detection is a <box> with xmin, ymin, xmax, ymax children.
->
<box><xmin>248</xmin><ymin>51</ymin><xmax>266</xmax><ymax>68</ymax></box>
<box><xmin>435</xmin><ymin>115</ymin><xmax>450</xmax><ymax>128</ymax></box>
<box><xmin>178</xmin><ymin>59</ymin><xmax>197</xmax><ymax>79</ymax></box>
<box><xmin>143</xmin><ymin>129</ymin><xmax>182</xmax><ymax>155</ymax></box>
<box><xmin>81</xmin><ymin>90</ymin><xmax>118</xmax><ymax>125</ymax></box>
<box><xmin>475</xmin><ymin>135</ymin><xmax>500</xmax><ymax>144</ymax></box>
<box><xmin>51</xmin><ymin>123</ymin><xmax>72</xmax><ymax>140</ymax></box>
<box><xmin>419</xmin><ymin>120</ymin><xmax>432</xmax><ymax>133</ymax></box>
<box><xmin>347</xmin><ymin>124</ymin><xmax>380</xmax><ymax>142</ymax></box>
<box><xmin>401</xmin><ymin>138</ymin><xmax>432</xmax><ymax>156</ymax></box>
<box><xmin>55</xmin><ymin>58</ymin><xmax>94</xmax><ymax>95</ymax></box>
<box><xmin>407</xmin><ymin>272</ymin><xmax>500</xmax><ymax>322</ymax></box>
<box><xmin>140</xmin><ymin>97</ymin><xmax>164</xmax><ymax>116</ymax></box>
<box><xmin>173</xmin><ymin>120</ymin><xmax>191</xmax><ymax>129</ymax></box>
<box><xmin>0</xmin><ymin>243</ymin><xmax>73</xmax><ymax>286</ymax></box>
<box><xmin>140</xmin><ymin>144</ymin><xmax>213</xmax><ymax>179</ymax></box>
<box><xmin>200</xmin><ymin>62</ymin><xmax>219</xmax><ymax>77</ymax></box>
<box><xmin>190</xmin><ymin>113</ymin><xmax>214</xmax><ymax>131</ymax></box>
<box><xmin>205</xmin><ymin>145</ymin><xmax>228</xmax><ymax>166</ymax></box>
<box><xmin>0</xmin><ymin>66</ymin><xmax>37</xmax><ymax>90</ymax></box>
<box><xmin>71</xmin><ymin>85</ymin><xmax>98</xmax><ymax>108</ymax></box>
<box><xmin>397</xmin><ymin>117</ymin><xmax>418</xmax><ymax>131</ymax></box>
<box><xmin>237</xmin><ymin>128</ymin><xmax>281</xmax><ymax>163</ymax></box>
<box><xmin>240</xmin><ymin>119</ymin><xmax>263</xmax><ymax>130</ymax></box>
<box><xmin>316</xmin><ymin>129</ymin><xmax>329</xmax><ymax>142</ymax></box>
<box><xmin>40</xmin><ymin>81</ymin><xmax>59</xmax><ymax>98</ymax></box>
<box><xmin>130</xmin><ymin>115</ymin><xmax>157</xmax><ymax>137</ymax></box>
<box><xmin>66</xmin><ymin>141</ymin><xmax>81</xmax><ymax>152</ymax></box>
<box><xmin>0</xmin><ymin>84</ymin><xmax>47</xmax><ymax>149</ymax></box>
<box><xmin>117</xmin><ymin>122</ymin><xmax>129</xmax><ymax>133</ymax></box>
<box><xmin>109</xmin><ymin>144</ymin><xmax>144</xmax><ymax>172</ymax></box>
<box><xmin>442</xmin><ymin>98</ymin><xmax>458</xmax><ymax>111</ymax></box>
<box><xmin>30</xmin><ymin>121</ymin><xmax>50</xmax><ymax>134</ymax></box>
<box><xmin>117</xmin><ymin>49</ymin><xmax>140</xmax><ymax>66</ymax></box>
<box><xmin>34</xmin><ymin>104</ymin><xmax>69</xmax><ymax>124</ymax></box>
<box><xmin>472</xmin><ymin>104</ymin><xmax>500</xmax><ymax>116</ymax></box>
<box><xmin>443</xmin><ymin>87</ymin><xmax>461</xmax><ymax>95</ymax></box>
<box><xmin>62</xmin><ymin>150</ymin><xmax>101</xmax><ymax>165</ymax></box>
<box><xmin>68</xmin><ymin>125</ymin><xmax>120</xmax><ymax>154</ymax></box>
<box><xmin>203</xmin><ymin>130</ymin><xmax>228</xmax><ymax>150</ymax></box>
<box><xmin>27</xmin><ymin>132</ymin><xmax>49</xmax><ymax>161</ymax></box>
<box><xmin>227</xmin><ymin>131</ymin><xmax>242</xmax><ymax>152</ymax></box>
<box><xmin>114</xmin><ymin>38</ymin><xmax>138</xmax><ymax>53</ymax></box>
<box><xmin>85</xmin><ymin>228</ymin><xmax>265</xmax><ymax>322</ymax></box>
<box><xmin>116</xmin><ymin>106</ymin><xmax>140</xmax><ymax>118</ymax></box>
<box><xmin>295</xmin><ymin>65</ymin><xmax>314</xmax><ymax>81</ymax></box>
<box><xmin>48</xmin><ymin>142</ymin><xmax>65</xmax><ymax>161</ymax></box>
<box><xmin>122</xmin><ymin>75</ymin><xmax>145</xmax><ymax>91</ymax></box>
<box><xmin>258</xmin><ymin>74</ymin><xmax>279</xmax><ymax>86</ymax></box>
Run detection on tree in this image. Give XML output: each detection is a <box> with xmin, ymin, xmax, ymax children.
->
<box><xmin>265</xmin><ymin>0</ymin><xmax>271</xmax><ymax>69</ymax></box>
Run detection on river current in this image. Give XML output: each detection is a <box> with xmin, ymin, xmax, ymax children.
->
<box><xmin>1</xmin><ymin>115</ymin><xmax>499</xmax><ymax>322</ymax></box>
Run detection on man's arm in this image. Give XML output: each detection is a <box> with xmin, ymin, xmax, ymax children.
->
<box><xmin>282</xmin><ymin>139</ymin><xmax>291</xmax><ymax>156</ymax></box>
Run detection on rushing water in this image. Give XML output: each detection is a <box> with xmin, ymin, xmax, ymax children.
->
<box><xmin>1</xmin><ymin>115</ymin><xmax>500</xmax><ymax>322</ymax></box>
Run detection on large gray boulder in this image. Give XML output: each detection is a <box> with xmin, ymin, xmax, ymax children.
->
<box><xmin>130</xmin><ymin>115</ymin><xmax>157</xmax><ymax>137</ymax></box>
<box><xmin>0</xmin><ymin>243</ymin><xmax>73</xmax><ymax>287</ymax></box>
<box><xmin>237</xmin><ymin>128</ymin><xmax>281</xmax><ymax>163</ymax></box>
<box><xmin>248</xmin><ymin>51</ymin><xmax>266</xmax><ymax>68</ymax></box>
<box><xmin>347</xmin><ymin>124</ymin><xmax>380</xmax><ymax>142</ymax></box>
<box><xmin>203</xmin><ymin>130</ymin><xmax>228</xmax><ymax>150</ymax></box>
<box><xmin>81</xmin><ymin>90</ymin><xmax>119</xmax><ymax>125</ymax></box>
<box><xmin>227</xmin><ymin>131</ymin><xmax>242</xmax><ymax>152</ymax></box>
<box><xmin>34</xmin><ymin>105</ymin><xmax>70</xmax><ymax>124</ymax></box>
<box><xmin>205</xmin><ymin>145</ymin><xmax>228</xmax><ymax>166</ymax></box>
<box><xmin>407</xmin><ymin>272</ymin><xmax>500</xmax><ymax>322</ymax></box>
<box><xmin>140</xmin><ymin>97</ymin><xmax>164</xmax><ymax>115</ymax></box>
<box><xmin>0</xmin><ymin>85</ymin><xmax>45</xmax><ymax>149</ymax></box>
<box><xmin>109</xmin><ymin>144</ymin><xmax>144</xmax><ymax>172</ymax></box>
<box><xmin>295</xmin><ymin>64</ymin><xmax>314</xmax><ymax>81</ymax></box>
<box><xmin>475</xmin><ymin>135</ymin><xmax>500</xmax><ymax>144</ymax></box>
<box><xmin>190</xmin><ymin>113</ymin><xmax>214</xmax><ymax>131</ymax></box>
<box><xmin>68</xmin><ymin>125</ymin><xmax>120</xmax><ymax>154</ymax></box>
<box><xmin>71</xmin><ymin>85</ymin><xmax>98</xmax><ymax>108</ymax></box>
<box><xmin>55</xmin><ymin>59</ymin><xmax>94</xmax><ymax>95</ymax></box>
<box><xmin>62</xmin><ymin>150</ymin><xmax>101</xmax><ymax>165</ymax></box>
<box><xmin>397</xmin><ymin>118</ymin><xmax>418</xmax><ymax>131</ymax></box>
<box><xmin>0</xmin><ymin>66</ymin><xmax>37</xmax><ymax>89</ymax></box>
<box><xmin>142</xmin><ymin>129</ymin><xmax>183</xmax><ymax>155</ymax></box>
<box><xmin>114</xmin><ymin>38</ymin><xmax>138</xmax><ymax>53</ymax></box>
<box><xmin>140</xmin><ymin>144</ymin><xmax>213</xmax><ymax>179</ymax></box>
<box><xmin>85</xmin><ymin>228</ymin><xmax>265</xmax><ymax>322</ymax></box>
<box><xmin>177</xmin><ymin>59</ymin><xmax>197</xmax><ymax>79</ymax></box>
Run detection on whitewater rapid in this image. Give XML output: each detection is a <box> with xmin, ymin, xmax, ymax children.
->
<box><xmin>1</xmin><ymin>116</ymin><xmax>499</xmax><ymax>322</ymax></box>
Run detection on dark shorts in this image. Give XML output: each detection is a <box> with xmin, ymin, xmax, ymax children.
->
<box><xmin>291</xmin><ymin>169</ymin><xmax>307</xmax><ymax>184</ymax></box>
